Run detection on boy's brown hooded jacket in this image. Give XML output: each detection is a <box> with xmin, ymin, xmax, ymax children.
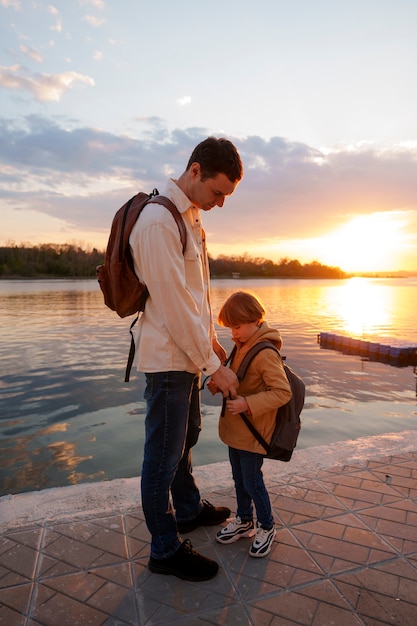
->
<box><xmin>218</xmin><ymin>321</ymin><xmax>292</xmax><ymax>454</ymax></box>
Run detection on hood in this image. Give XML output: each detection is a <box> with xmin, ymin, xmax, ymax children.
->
<box><xmin>233</xmin><ymin>321</ymin><xmax>283</xmax><ymax>358</ymax></box>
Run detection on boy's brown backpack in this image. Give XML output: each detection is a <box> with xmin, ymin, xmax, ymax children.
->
<box><xmin>97</xmin><ymin>189</ymin><xmax>187</xmax><ymax>318</ymax></box>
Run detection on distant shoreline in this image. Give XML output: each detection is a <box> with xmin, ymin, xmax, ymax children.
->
<box><xmin>1</xmin><ymin>274</ymin><xmax>416</xmax><ymax>281</ymax></box>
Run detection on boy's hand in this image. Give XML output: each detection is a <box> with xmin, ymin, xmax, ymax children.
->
<box><xmin>226</xmin><ymin>395</ymin><xmax>249</xmax><ymax>415</ymax></box>
<box><xmin>207</xmin><ymin>380</ymin><xmax>220</xmax><ymax>395</ymax></box>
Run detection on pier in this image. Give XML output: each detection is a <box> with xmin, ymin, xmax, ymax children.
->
<box><xmin>318</xmin><ymin>332</ymin><xmax>417</xmax><ymax>367</ymax></box>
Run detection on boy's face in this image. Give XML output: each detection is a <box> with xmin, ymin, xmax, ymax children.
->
<box><xmin>229</xmin><ymin>321</ymin><xmax>259</xmax><ymax>344</ymax></box>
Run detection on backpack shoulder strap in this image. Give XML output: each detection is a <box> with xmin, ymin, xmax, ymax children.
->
<box><xmin>123</xmin><ymin>193</ymin><xmax>186</xmax><ymax>383</ymax></box>
<box><xmin>232</xmin><ymin>340</ymin><xmax>282</xmax><ymax>455</ymax></box>
<box><xmin>147</xmin><ymin>196</ymin><xmax>187</xmax><ymax>254</ymax></box>
<box><xmin>117</xmin><ymin>190</ymin><xmax>187</xmax><ymax>265</ymax></box>
<box><xmin>236</xmin><ymin>341</ymin><xmax>280</xmax><ymax>382</ymax></box>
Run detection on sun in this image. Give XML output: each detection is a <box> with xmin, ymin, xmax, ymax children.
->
<box><xmin>319</xmin><ymin>211</ymin><xmax>409</xmax><ymax>273</ymax></box>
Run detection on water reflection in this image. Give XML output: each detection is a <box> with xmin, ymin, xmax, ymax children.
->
<box><xmin>1</xmin><ymin>278</ymin><xmax>416</xmax><ymax>496</ymax></box>
<box><xmin>0</xmin><ymin>419</ymin><xmax>100</xmax><ymax>491</ymax></box>
<box><xmin>332</xmin><ymin>278</ymin><xmax>392</xmax><ymax>338</ymax></box>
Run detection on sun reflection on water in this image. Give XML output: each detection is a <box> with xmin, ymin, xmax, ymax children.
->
<box><xmin>332</xmin><ymin>277</ymin><xmax>392</xmax><ymax>339</ymax></box>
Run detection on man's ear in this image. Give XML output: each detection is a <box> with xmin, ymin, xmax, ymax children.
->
<box><xmin>190</xmin><ymin>162</ymin><xmax>201</xmax><ymax>179</ymax></box>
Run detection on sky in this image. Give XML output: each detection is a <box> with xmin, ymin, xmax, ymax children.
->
<box><xmin>1</xmin><ymin>0</ymin><xmax>417</xmax><ymax>273</ymax></box>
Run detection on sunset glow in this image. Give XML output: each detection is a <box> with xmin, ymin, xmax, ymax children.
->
<box><xmin>316</xmin><ymin>211</ymin><xmax>411</xmax><ymax>273</ymax></box>
<box><xmin>208</xmin><ymin>208</ymin><xmax>416</xmax><ymax>275</ymax></box>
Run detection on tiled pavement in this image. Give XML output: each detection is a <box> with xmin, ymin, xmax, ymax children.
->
<box><xmin>1</xmin><ymin>437</ymin><xmax>417</xmax><ymax>625</ymax></box>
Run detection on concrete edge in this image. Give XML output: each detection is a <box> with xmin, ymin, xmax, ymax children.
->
<box><xmin>1</xmin><ymin>429</ymin><xmax>417</xmax><ymax>532</ymax></box>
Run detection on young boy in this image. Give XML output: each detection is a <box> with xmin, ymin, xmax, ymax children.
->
<box><xmin>210</xmin><ymin>291</ymin><xmax>292</xmax><ymax>557</ymax></box>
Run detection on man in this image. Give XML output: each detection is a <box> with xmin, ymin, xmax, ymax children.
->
<box><xmin>129</xmin><ymin>137</ymin><xmax>244</xmax><ymax>581</ymax></box>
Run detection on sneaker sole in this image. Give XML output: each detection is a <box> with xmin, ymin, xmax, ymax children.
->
<box><xmin>216</xmin><ymin>528</ymin><xmax>255</xmax><ymax>544</ymax></box>
<box><xmin>148</xmin><ymin>559</ymin><xmax>219</xmax><ymax>581</ymax></box>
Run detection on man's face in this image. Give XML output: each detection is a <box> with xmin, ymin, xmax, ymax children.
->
<box><xmin>189</xmin><ymin>164</ymin><xmax>238</xmax><ymax>211</ymax></box>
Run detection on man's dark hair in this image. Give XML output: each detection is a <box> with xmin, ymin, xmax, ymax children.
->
<box><xmin>186</xmin><ymin>137</ymin><xmax>243</xmax><ymax>183</ymax></box>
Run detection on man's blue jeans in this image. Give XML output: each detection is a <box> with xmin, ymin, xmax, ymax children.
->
<box><xmin>141</xmin><ymin>371</ymin><xmax>203</xmax><ymax>559</ymax></box>
<box><xmin>228</xmin><ymin>446</ymin><xmax>274</xmax><ymax>529</ymax></box>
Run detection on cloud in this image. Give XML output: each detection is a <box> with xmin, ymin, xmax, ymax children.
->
<box><xmin>19</xmin><ymin>45</ymin><xmax>43</xmax><ymax>64</ymax></box>
<box><xmin>79</xmin><ymin>0</ymin><xmax>105</xmax><ymax>8</ymax></box>
<box><xmin>50</xmin><ymin>19</ymin><xmax>62</xmax><ymax>33</ymax></box>
<box><xmin>83</xmin><ymin>14</ymin><xmax>105</xmax><ymax>27</ymax></box>
<box><xmin>177</xmin><ymin>96</ymin><xmax>191</xmax><ymax>106</ymax></box>
<box><xmin>0</xmin><ymin>116</ymin><xmax>203</xmax><ymax>180</ymax></box>
<box><xmin>1</xmin><ymin>116</ymin><xmax>417</xmax><ymax>252</ymax></box>
<box><xmin>47</xmin><ymin>6</ymin><xmax>62</xmax><ymax>32</ymax></box>
<box><xmin>0</xmin><ymin>0</ymin><xmax>21</xmax><ymax>9</ymax></box>
<box><xmin>0</xmin><ymin>65</ymin><xmax>95</xmax><ymax>101</ymax></box>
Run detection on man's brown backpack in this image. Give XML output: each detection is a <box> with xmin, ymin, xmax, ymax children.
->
<box><xmin>97</xmin><ymin>189</ymin><xmax>187</xmax><ymax>318</ymax></box>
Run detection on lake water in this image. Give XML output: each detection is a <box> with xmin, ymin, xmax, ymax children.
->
<box><xmin>1</xmin><ymin>277</ymin><xmax>416</xmax><ymax>496</ymax></box>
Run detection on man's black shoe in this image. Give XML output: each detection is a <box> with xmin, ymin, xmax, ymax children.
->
<box><xmin>177</xmin><ymin>500</ymin><xmax>231</xmax><ymax>534</ymax></box>
<box><xmin>148</xmin><ymin>540</ymin><xmax>219</xmax><ymax>581</ymax></box>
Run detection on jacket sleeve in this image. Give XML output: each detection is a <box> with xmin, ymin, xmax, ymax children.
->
<box><xmin>244</xmin><ymin>350</ymin><xmax>292</xmax><ymax>417</ymax></box>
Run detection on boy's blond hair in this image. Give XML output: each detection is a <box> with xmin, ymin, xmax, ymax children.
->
<box><xmin>217</xmin><ymin>291</ymin><xmax>265</xmax><ymax>327</ymax></box>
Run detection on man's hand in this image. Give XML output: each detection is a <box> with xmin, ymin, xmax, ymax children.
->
<box><xmin>212</xmin><ymin>338</ymin><xmax>227</xmax><ymax>364</ymax></box>
<box><xmin>210</xmin><ymin>364</ymin><xmax>238</xmax><ymax>398</ymax></box>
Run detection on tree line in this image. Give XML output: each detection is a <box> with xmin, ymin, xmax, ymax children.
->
<box><xmin>0</xmin><ymin>244</ymin><xmax>345</xmax><ymax>279</ymax></box>
<box><xmin>0</xmin><ymin>244</ymin><xmax>103</xmax><ymax>278</ymax></box>
<box><xmin>209</xmin><ymin>253</ymin><xmax>345</xmax><ymax>278</ymax></box>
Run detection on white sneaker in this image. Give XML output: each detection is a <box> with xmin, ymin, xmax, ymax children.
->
<box><xmin>249</xmin><ymin>522</ymin><xmax>276</xmax><ymax>557</ymax></box>
<box><xmin>216</xmin><ymin>516</ymin><xmax>255</xmax><ymax>544</ymax></box>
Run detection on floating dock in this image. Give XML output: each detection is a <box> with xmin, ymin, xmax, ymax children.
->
<box><xmin>318</xmin><ymin>332</ymin><xmax>417</xmax><ymax>367</ymax></box>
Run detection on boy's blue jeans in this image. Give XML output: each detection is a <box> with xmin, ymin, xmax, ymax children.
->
<box><xmin>141</xmin><ymin>371</ymin><xmax>203</xmax><ymax>559</ymax></box>
<box><xmin>228</xmin><ymin>446</ymin><xmax>274</xmax><ymax>529</ymax></box>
